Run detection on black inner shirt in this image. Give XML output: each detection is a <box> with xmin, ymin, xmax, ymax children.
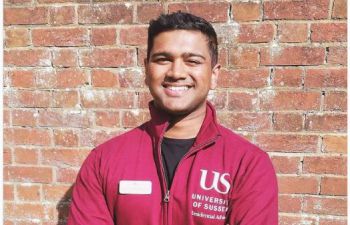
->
<box><xmin>161</xmin><ymin>137</ymin><xmax>196</xmax><ymax>188</ymax></box>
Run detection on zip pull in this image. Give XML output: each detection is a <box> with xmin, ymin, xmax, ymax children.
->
<box><xmin>163</xmin><ymin>190</ymin><xmax>170</xmax><ymax>203</ymax></box>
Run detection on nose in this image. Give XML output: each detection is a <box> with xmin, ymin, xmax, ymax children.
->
<box><xmin>166</xmin><ymin>59</ymin><xmax>187</xmax><ymax>80</ymax></box>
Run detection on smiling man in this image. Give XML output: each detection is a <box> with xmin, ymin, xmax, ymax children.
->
<box><xmin>68</xmin><ymin>12</ymin><xmax>278</xmax><ymax>225</ymax></box>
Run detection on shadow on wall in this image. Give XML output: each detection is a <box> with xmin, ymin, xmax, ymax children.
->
<box><xmin>57</xmin><ymin>185</ymin><xmax>74</xmax><ymax>225</ymax></box>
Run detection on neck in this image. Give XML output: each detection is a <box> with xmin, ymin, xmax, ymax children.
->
<box><xmin>164</xmin><ymin>106</ymin><xmax>206</xmax><ymax>139</ymax></box>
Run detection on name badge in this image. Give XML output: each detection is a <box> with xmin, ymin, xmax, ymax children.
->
<box><xmin>119</xmin><ymin>180</ymin><xmax>152</xmax><ymax>195</ymax></box>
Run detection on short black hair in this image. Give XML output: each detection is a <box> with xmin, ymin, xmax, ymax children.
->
<box><xmin>147</xmin><ymin>12</ymin><xmax>218</xmax><ymax>66</ymax></box>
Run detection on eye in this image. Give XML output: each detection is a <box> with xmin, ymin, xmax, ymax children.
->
<box><xmin>187</xmin><ymin>59</ymin><xmax>201</xmax><ymax>65</ymax></box>
<box><xmin>154</xmin><ymin>57</ymin><xmax>170</xmax><ymax>64</ymax></box>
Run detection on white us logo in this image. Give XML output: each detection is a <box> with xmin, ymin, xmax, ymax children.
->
<box><xmin>199</xmin><ymin>169</ymin><xmax>231</xmax><ymax>194</ymax></box>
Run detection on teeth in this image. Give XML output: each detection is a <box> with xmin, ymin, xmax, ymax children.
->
<box><xmin>167</xmin><ymin>86</ymin><xmax>189</xmax><ymax>91</ymax></box>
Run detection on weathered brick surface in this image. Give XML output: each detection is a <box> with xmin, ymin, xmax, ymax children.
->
<box><xmin>3</xmin><ymin>1</ymin><xmax>347</xmax><ymax>224</ymax></box>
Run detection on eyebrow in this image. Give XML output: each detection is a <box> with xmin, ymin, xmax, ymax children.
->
<box><xmin>150</xmin><ymin>51</ymin><xmax>206</xmax><ymax>60</ymax></box>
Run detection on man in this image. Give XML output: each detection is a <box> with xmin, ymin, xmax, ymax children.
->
<box><xmin>68</xmin><ymin>12</ymin><xmax>278</xmax><ymax>225</ymax></box>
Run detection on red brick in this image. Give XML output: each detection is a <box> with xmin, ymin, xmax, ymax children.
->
<box><xmin>227</xmin><ymin>92</ymin><xmax>258</xmax><ymax>111</ymax></box>
<box><xmin>37</xmin><ymin>0</ymin><xmax>72</xmax><ymax>3</ymax></box>
<box><xmin>5</xmin><ymin>203</ymin><xmax>47</xmax><ymax>220</ymax></box>
<box><xmin>238</xmin><ymin>23</ymin><xmax>274</xmax><ymax>43</ymax></box>
<box><xmin>12</xmin><ymin>109</ymin><xmax>36</xmax><ymax>126</ymax></box>
<box><xmin>118</xmin><ymin>68</ymin><xmax>145</xmax><ymax>88</ymax></box>
<box><xmin>120</xmin><ymin>26</ymin><xmax>148</xmax><ymax>46</ymax></box>
<box><xmin>218</xmin><ymin>69</ymin><xmax>269</xmax><ymax>88</ymax></box>
<box><xmin>57</xmin><ymin>168</ymin><xmax>79</xmax><ymax>183</ymax></box>
<box><xmin>319</xmin><ymin>218</ymin><xmax>347</xmax><ymax>225</ymax></box>
<box><xmin>256</xmin><ymin>134</ymin><xmax>318</xmax><ymax>152</ymax></box>
<box><xmin>332</xmin><ymin>0</ymin><xmax>347</xmax><ymax>18</ymax></box>
<box><xmin>41</xmin><ymin>148</ymin><xmax>89</xmax><ymax>167</ymax></box>
<box><xmin>43</xmin><ymin>184</ymin><xmax>72</xmax><ymax>201</ymax></box>
<box><xmin>327</xmin><ymin>47</ymin><xmax>347</xmax><ymax>65</ymax></box>
<box><xmin>278</xmin><ymin>176</ymin><xmax>318</xmax><ymax>194</ymax></box>
<box><xmin>320</xmin><ymin>177</ymin><xmax>347</xmax><ymax>196</ymax></box>
<box><xmin>52</xmin><ymin>90</ymin><xmax>79</xmax><ymax>108</ymax></box>
<box><xmin>279</xmin><ymin>23</ymin><xmax>308</xmax><ymax>43</ymax></box>
<box><xmin>38</xmin><ymin>110</ymin><xmax>91</xmax><ymax>128</ymax></box>
<box><xmin>49</xmin><ymin>6</ymin><xmax>75</xmax><ymax>25</ymax></box>
<box><xmin>5</xmin><ymin>28</ymin><xmax>30</xmax><ymax>47</ymax></box>
<box><xmin>8</xmin><ymin>70</ymin><xmax>35</xmax><ymax>88</ymax></box>
<box><xmin>3</xmin><ymin>110</ymin><xmax>10</xmax><ymax>127</ymax></box>
<box><xmin>4</xmin><ymin>7</ymin><xmax>48</xmax><ymax>25</ymax></box>
<box><xmin>279</xmin><ymin>195</ymin><xmax>302</xmax><ymax>212</ymax></box>
<box><xmin>305</xmin><ymin>114</ymin><xmax>347</xmax><ymax>132</ymax></box>
<box><xmin>208</xmin><ymin>91</ymin><xmax>227</xmax><ymax>110</ymax></box>
<box><xmin>92</xmin><ymin>69</ymin><xmax>119</xmax><ymax>87</ymax></box>
<box><xmin>5</xmin><ymin>49</ymin><xmax>51</xmax><ymax>67</ymax></box>
<box><xmin>260</xmin><ymin>47</ymin><xmax>325</xmax><ymax>66</ymax></box>
<box><xmin>305</xmin><ymin>68</ymin><xmax>347</xmax><ymax>88</ymax></box>
<box><xmin>122</xmin><ymin>110</ymin><xmax>150</xmax><ymax>128</ymax></box>
<box><xmin>53</xmin><ymin>49</ymin><xmax>78</xmax><ymax>67</ymax></box>
<box><xmin>137</xmin><ymin>47</ymin><xmax>147</xmax><ymax>67</ymax></box>
<box><xmin>263</xmin><ymin>0</ymin><xmax>329</xmax><ymax>20</ymax></box>
<box><xmin>78</xmin><ymin>4</ymin><xmax>132</xmax><ymax>24</ymax></box>
<box><xmin>217</xmin><ymin>112</ymin><xmax>271</xmax><ymax>132</ymax></box>
<box><xmin>32</xmin><ymin>28</ymin><xmax>88</xmax><ymax>47</ymax></box>
<box><xmin>35</xmin><ymin>69</ymin><xmax>57</xmax><ymax>88</ymax></box>
<box><xmin>11</xmin><ymin>90</ymin><xmax>51</xmax><ymax>108</ymax></box>
<box><xmin>81</xmin><ymin>90</ymin><xmax>135</xmax><ymax>108</ymax></box>
<box><xmin>12</xmin><ymin>128</ymin><xmax>51</xmax><ymax>146</ymax></box>
<box><xmin>230</xmin><ymin>47</ymin><xmax>259</xmax><ymax>68</ymax></box>
<box><xmin>54</xmin><ymin>129</ymin><xmax>79</xmax><ymax>147</ymax></box>
<box><xmin>4</xmin><ymin>184</ymin><xmax>14</xmax><ymax>201</ymax></box>
<box><xmin>279</xmin><ymin>215</ymin><xmax>317</xmax><ymax>225</ymax></box>
<box><xmin>136</xmin><ymin>3</ymin><xmax>163</xmax><ymax>23</ymax></box>
<box><xmin>4</xmin><ymin>166</ymin><xmax>53</xmax><ymax>183</ymax></box>
<box><xmin>17</xmin><ymin>184</ymin><xmax>41</xmax><ymax>201</ymax></box>
<box><xmin>5</xmin><ymin>0</ymin><xmax>32</xmax><ymax>4</ymax></box>
<box><xmin>311</xmin><ymin>23</ymin><xmax>347</xmax><ymax>42</ymax></box>
<box><xmin>56</xmin><ymin>69</ymin><xmax>88</xmax><ymax>88</ymax></box>
<box><xmin>95</xmin><ymin>111</ymin><xmax>120</xmax><ymax>127</ymax></box>
<box><xmin>232</xmin><ymin>3</ymin><xmax>260</xmax><ymax>22</ymax></box>
<box><xmin>303</xmin><ymin>156</ymin><xmax>347</xmax><ymax>175</ymax></box>
<box><xmin>14</xmin><ymin>147</ymin><xmax>39</xmax><ymax>164</ymax></box>
<box><xmin>324</xmin><ymin>91</ymin><xmax>347</xmax><ymax>111</ymax></box>
<box><xmin>218</xmin><ymin>47</ymin><xmax>228</xmax><ymax>67</ymax></box>
<box><xmin>260</xmin><ymin>90</ymin><xmax>320</xmax><ymax>111</ymax></box>
<box><xmin>3</xmin><ymin>147</ymin><xmax>12</xmax><ymax>165</ymax></box>
<box><xmin>273</xmin><ymin>68</ymin><xmax>303</xmax><ymax>87</ymax></box>
<box><xmin>138</xmin><ymin>91</ymin><xmax>153</xmax><ymax>109</ymax></box>
<box><xmin>168</xmin><ymin>2</ymin><xmax>229</xmax><ymax>22</ymax></box>
<box><xmin>322</xmin><ymin>135</ymin><xmax>347</xmax><ymax>153</ymax></box>
<box><xmin>303</xmin><ymin>196</ymin><xmax>347</xmax><ymax>215</ymax></box>
<box><xmin>80</xmin><ymin>48</ymin><xmax>135</xmax><ymax>67</ymax></box>
<box><xmin>273</xmin><ymin>113</ymin><xmax>303</xmax><ymax>132</ymax></box>
<box><xmin>79</xmin><ymin>129</ymin><xmax>119</xmax><ymax>147</ymax></box>
<box><xmin>91</xmin><ymin>28</ymin><xmax>116</xmax><ymax>46</ymax></box>
<box><xmin>271</xmin><ymin>156</ymin><xmax>300</xmax><ymax>174</ymax></box>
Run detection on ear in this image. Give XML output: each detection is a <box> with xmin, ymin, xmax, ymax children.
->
<box><xmin>210</xmin><ymin>63</ymin><xmax>221</xmax><ymax>90</ymax></box>
<box><xmin>144</xmin><ymin>58</ymin><xmax>150</xmax><ymax>86</ymax></box>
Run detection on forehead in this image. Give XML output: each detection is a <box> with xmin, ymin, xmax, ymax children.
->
<box><xmin>150</xmin><ymin>30</ymin><xmax>210</xmax><ymax>56</ymax></box>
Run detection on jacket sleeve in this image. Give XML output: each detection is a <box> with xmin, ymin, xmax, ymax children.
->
<box><xmin>67</xmin><ymin>149</ymin><xmax>114</xmax><ymax>225</ymax></box>
<box><xmin>227</xmin><ymin>151</ymin><xmax>278</xmax><ymax>225</ymax></box>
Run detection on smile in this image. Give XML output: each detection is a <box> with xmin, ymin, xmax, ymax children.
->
<box><xmin>167</xmin><ymin>86</ymin><xmax>189</xmax><ymax>91</ymax></box>
<box><xmin>163</xmin><ymin>84</ymin><xmax>192</xmax><ymax>97</ymax></box>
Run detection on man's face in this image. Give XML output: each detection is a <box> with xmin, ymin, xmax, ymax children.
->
<box><xmin>145</xmin><ymin>30</ymin><xmax>220</xmax><ymax>116</ymax></box>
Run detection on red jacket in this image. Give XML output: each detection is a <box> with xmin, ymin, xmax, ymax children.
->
<box><xmin>67</xmin><ymin>102</ymin><xmax>278</xmax><ymax>225</ymax></box>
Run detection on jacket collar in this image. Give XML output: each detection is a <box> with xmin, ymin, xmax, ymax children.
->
<box><xmin>147</xmin><ymin>101</ymin><xmax>221</xmax><ymax>147</ymax></box>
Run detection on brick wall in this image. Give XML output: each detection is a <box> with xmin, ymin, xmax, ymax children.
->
<box><xmin>3</xmin><ymin>0</ymin><xmax>347</xmax><ymax>224</ymax></box>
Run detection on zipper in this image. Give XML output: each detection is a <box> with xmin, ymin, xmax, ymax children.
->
<box><xmin>156</xmin><ymin>126</ymin><xmax>170</xmax><ymax>225</ymax></box>
<box><xmin>157</xmin><ymin>124</ymin><xmax>219</xmax><ymax>225</ymax></box>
